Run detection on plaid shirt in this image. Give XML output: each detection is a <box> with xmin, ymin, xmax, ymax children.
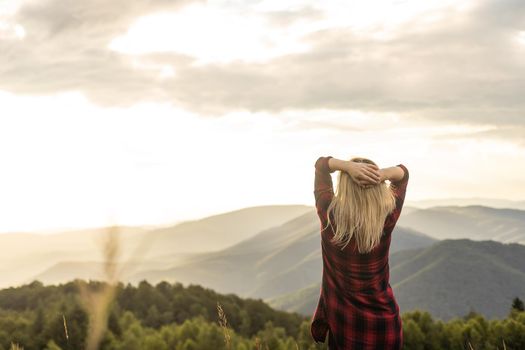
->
<box><xmin>310</xmin><ymin>156</ymin><xmax>409</xmax><ymax>349</ymax></box>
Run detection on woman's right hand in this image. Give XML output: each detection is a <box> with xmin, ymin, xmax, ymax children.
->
<box><xmin>347</xmin><ymin>162</ymin><xmax>381</xmax><ymax>188</ymax></box>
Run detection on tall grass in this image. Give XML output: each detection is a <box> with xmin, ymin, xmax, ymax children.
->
<box><xmin>217</xmin><ymin>302</ymin><xmax>231</xmax><ymax>349</ymax></box>
<box><xmin>77</xmin><ymin>225</ymin><xmax>120</xmax><ymax>350</ymax></box>
<box><xmin>468</xmin><ymin>340</ymin><xmax>508</xmax><ymax>350</ymax></box>
<box><xmin>62</xmin><ymin>314</ymin><xmax>69</xmax><ymax>343</ymax></box>
<box><xmin>76</xmin><ymin>220</ymin><xmax>158</xmax><ymax>350</ymax></box>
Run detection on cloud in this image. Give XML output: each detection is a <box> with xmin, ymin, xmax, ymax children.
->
<box><xmin>432</xmin><ymin>124</ymin><xmax>525</xmax><ymax>146</ymax></box>
<box><xmin>0</xmin><ymin>0</ymin><xmax>199</xmax><ymax>105</ymax></box>
<box><xmin>262</xmin><ymin>6</ymin><xmax>324</xmax><ymax>28</ymax></box>
<box><xmin>1</xmin><ymin>0</ymin><xmax>524</xmax><ymax>131</ymax></box>
<box><xmin>160</xmin><ymin>0</ymin><xmax>525</xmax><ymax>124</ymax></box>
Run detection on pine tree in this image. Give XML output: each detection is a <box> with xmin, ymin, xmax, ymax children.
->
<box><xmin>511</xmin><ymin>297</ymin><xmax>524</xmax><ymax>312</ymax></box>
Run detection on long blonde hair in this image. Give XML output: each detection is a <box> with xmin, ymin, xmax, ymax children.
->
<box><xmin>324</xmin><ymin>157</ymin><xmax>396</xmax><ymax>253</ymax></box>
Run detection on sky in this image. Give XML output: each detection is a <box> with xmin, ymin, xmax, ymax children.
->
<box><xmin>0</xmin><ymin>0</ymin><xmax>524</xmax><ymax>233</ymax></box>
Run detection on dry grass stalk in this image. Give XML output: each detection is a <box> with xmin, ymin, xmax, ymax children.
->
<box><xmin>468</xmin><ymin>342</ymin><xmax>475</xmax><ymax>350</ymax></box>
<box><xmin>217</xmin><ymin>302</ymin><xmax>231</xmax><ymax>349</ymax></box>
<box><xmin>10</xmin><ymin>343</ymin><xmax>23</xmax><ymax>350</ymax></box>
<box><xmin>294</xmin><ymin>341</ymin><xmax>300</xmax><ymax>350</ymax></box>
<box><xmin>76</xmin><ymin>211</ymin><xmax>163</xmax><ymax>350</ymax></box>
<box><xmin>77</xmin><ymin>224</ymin><xmax>121</xmax><ymax>350</ymax></box>
<box><xmin>62</xmin><ymin>314</ymin><xmax>69</xmax><ymax>341</ymax></box>
<box><xmin>254</xmin><ymin>337</ymin><xmax>261</xmax><ymax>350</ymax></box>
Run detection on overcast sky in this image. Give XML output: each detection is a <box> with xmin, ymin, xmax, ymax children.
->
<box><xmin>1</xmin><ymin>0</ymin><xmax>524</xmax><ymax>233</ymax></box>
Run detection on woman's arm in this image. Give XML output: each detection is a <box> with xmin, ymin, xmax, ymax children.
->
<box><xmin>379</xmin><ymin>166</ymin><xmax>405</xmax><ymax>183</ymax></box>
<box><xmin>314</xmin><ymin>157</ymin><xmax>335</xmax><ymax>218</ymax></box>
<box><xmin>383</xmin><ymin>164</ymin><xmax>410</xmax><ymax>221</ymax></box>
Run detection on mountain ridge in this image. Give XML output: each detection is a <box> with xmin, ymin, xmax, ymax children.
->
<box><xmin>269</xmin><ymin>238</ymin><xmax>525</xmax><ymax>321</ymax></box>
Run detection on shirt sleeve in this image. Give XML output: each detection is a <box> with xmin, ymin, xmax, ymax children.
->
<box><xmin>390</xmin><ymin>164</ymin><xmax>409</xmax><ymax>211</ymax></box>
<box><xmin>383</xmin><ymin>164</ymin><xmax>409</xmax><ymax>230</ymax></box>
<box><xmin>314</xmin><ymin>156</ymin><xmax>335</xmax><ymax>218</ymax></box>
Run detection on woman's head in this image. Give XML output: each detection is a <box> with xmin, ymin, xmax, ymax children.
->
<box><xmin>325</xmin><ymin>156</ymin><xmax>396</xmax><ymax>253</ymax></box>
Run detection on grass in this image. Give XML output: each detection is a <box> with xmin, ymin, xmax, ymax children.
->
<box><xmin>62</xmin><ymin>314</ymin><xmax>69</xmax><ymax>343</ymax></box>
<box><xmin>75</xmin><ymin>225</ymin><xmax>120</xmax><ymax>350</ymax></box>
<box><xmin>76</xmin><ymin>222</ymin><xmax>157</xmax><ymax>350</ymax></box>
<box><xmin>467</xmin><ymin>339</ymin><xmax>508</xmax><ymax>350</ymax></box>
<box><xmin>217</xmin><ymin>302</ymin><xmax>231</xmax><ymax>349</ymax></box>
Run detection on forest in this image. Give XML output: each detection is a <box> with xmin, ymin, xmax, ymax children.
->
<box><xmin>0</xmin><ymin>280</ymin><xmax>523</xmax><ymax>350</ymax></box>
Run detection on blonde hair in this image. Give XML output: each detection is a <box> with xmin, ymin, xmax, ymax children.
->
<box><xmin>324</xmin><ymin>157</ymin><xmax>396</xmax><ymax>253</ymax></box>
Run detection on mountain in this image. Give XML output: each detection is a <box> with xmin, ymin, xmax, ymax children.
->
<box><xmin>31</xmin><ymin>261</ymin><xmax>165</xmax><ymax>286</ymax></box>
<box><xmin>406</xmin><ymin>198</ymin><xmax>525</xmax><ymax>210</ymax></box>
<box><xmin>268</xmin><ymin>283</ymin><xmax>321</xmax><ymax>316</ymax></box>
<box><xmin>18</xmin><ymin>204</ymin><xmax>525</xmax><ymax>322</ymax></box>
<box><xmin>126</xmin><ymin>211</ymin><xmax>436</xmax><ymax>299</ymax></box>
<box><xmin>397</xmin><ymin>205</ymin><xmax>525</xmax><ymax>244</ymax></box>
<box><xmin>269</xmin><ymin>239</ymin><xmax>525</xmax><ymax>321</ymax></box>
<box><xmin>0</xmin><ymin>226</ymin><xmax>147</xmax><ymax>287</ymax></box>
<box><xmin>0</xmin><ymin>226</ymin><xmax>147</xmax><ymax>261</ymax></box>
<box><xmin>0</xmin><ymin>205</ymin><xmax>311</xmax><ymax>288</ymax></box>
<box><xmin>138</xmin><ymin>205</ymin><xmax>313</xmax><ymax>256</ymax></box>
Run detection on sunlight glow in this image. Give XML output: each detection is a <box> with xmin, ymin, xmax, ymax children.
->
<box><xmin>0</xmin><ymin>0</ymin><xmax>522</xmax><ymax>233</ymax></box>
<box><xmin>516</xmin><ymin>31</ymin><xmax>525</xmax><ymax>46</ymax></box>
<box><xmin>0</xmin><ymin>90</ymin><xmax>524</xmax><ymax>233</ymax></box>
<box><xmin>0</xmin><ymin>20</ymin><xmax>25</xmax><ymax>39</ymax></box>
<box><xmin>109</xmin><ymin>0</ymin><xmax>477</xmax><ymax>65</ymax></box>
<box><xmin>109</xmin><ymin>3</ymin><xmax>311</xmax><ymax>65</ymax></box>
<box><xmin>127</xmin><ymin>57</ymin><xmax>177</xmax><ymax>79</ymax></box>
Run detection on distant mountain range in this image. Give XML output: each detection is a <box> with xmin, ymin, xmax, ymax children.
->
<box><xmin>0</xmin><ymin>205</ymin><xmax>311</xmax><ymax>288</ymax></box>
<box><xmin>139</xmin><ymin>205</ymin><xmax>313</xmax><ymax>256</ymax></box>
<box><xmin>124</xmin><ymin>211</ymin><xmax>436</xmax><ymax>299</ymax></box>
<box><xmin>397</xmin><ymin>205</ymin><xmax>525</xmax><ymax>243</ymax></box>
<box><xmin>406</xmin><ymin>198</ymin><xmax>525</xmax><ymax>210</ymax></box>
<box><xmin>269</xmin><ymin>239</ymin><xmax>525</xmax><ymax>321</ymax></box>
<box><xmin>1</xmin><ymin>201</ymin><xmax>525</xmax><ymax>321</ymax></box>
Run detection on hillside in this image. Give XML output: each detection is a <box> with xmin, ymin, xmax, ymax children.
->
<box><xmin>1</xmin><ymin>280</ymin><xmax>523</xmax><ymax>350</ymax></box>
<box><xmin>406</xmin><ymin>198</ymin><xmax>525</xmax><ymax>210</ymax></box>
<box><xmin>0</xmin><ymin>226</ymin><xmax>147</xmax><ymax>288</ymax></box>
<box><xmin>16</xmin><ymin>204</ymin><xmax>525</xmax><ymax>322</ymax></box>
<box><xmin>0</xmin><ymin>205</ymin><xmax>311</xmax><ymax>288</ymax></box>
<box><xmin>269</xmin><ymin>239</ymin><xmax>525</xmax><ymax>321</ymax></box>
<box><xmin>0</xmin><ymin>280</ymin><xmax>308</xmax><ymax>350</ymax></box>
<box><xmin>137</xmin><ymin>204</ymin><xmax>313</xmax><ymax>256</ymax></box>
<box><xmin>397</xmin><ymin>205</ymin><xmax>525</xmax><ymax>243</ymax></box>
<box><xmin>126</xmin><ymin>211</ymin><xmax>436</xmax><ymax>299</ymax></box>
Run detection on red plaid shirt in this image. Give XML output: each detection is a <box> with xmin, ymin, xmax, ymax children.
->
<box><xmin>310</xmin><ymin>156</ymin><xmax>409</xmax><ymax>349</ymax></box>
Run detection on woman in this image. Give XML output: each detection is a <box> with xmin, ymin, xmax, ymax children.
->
<box><xmin>310</xmin><ymin>155</ymin><xmax>409</xmax><ymax>349</ymax></box>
